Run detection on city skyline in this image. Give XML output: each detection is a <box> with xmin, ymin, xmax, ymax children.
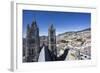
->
<box><xmin>23</xmin><ymin>10</ymin><xmax>91</xmax><ymax>37</ymax></box>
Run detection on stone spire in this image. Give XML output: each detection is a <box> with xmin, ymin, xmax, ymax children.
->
<box><xmin>25</xmin><ymin>19</ymin><xmax>40</xmax><ymax>62</ymax></box>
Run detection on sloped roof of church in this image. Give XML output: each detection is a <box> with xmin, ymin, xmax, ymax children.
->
<box><xmin>38</xmin><ymin>46</ymin><xmax>52</xmax><ymax>62</ymax></box>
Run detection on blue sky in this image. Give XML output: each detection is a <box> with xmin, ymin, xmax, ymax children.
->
<box><xmin>23</xmin><ymin>10</ymin><xmax>91</xmax><ymax>37</ymax></box>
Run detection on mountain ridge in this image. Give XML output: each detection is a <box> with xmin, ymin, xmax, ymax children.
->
<box><xmin>58</xmin><ymin>28</ymin><xmax>91</xmax><ymax>36</ymax></box>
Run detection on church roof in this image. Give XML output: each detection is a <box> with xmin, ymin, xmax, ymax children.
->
<box><xmin>38</xmin><ymin>46</ymin><xmax>52</xmax><ymax>62</ymax></box>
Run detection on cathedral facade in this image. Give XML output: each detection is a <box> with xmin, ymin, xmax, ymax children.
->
<box><xmin>23</xmin><ymin>19</ymin><xmax>68</xmax><ymax>62</ymax></box>
<box><xmin>24</xmin><ymin>20</ymin><xmax>40</xmax><ymax>62</ymax></box>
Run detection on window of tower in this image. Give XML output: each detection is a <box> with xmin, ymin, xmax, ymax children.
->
<box><xmin>51</xmin><ymin>30</ymin><xmax>54</xmax><ymax>35</ymax></box>
<box><xmin>29</xmin><ymin>39</ymin><xmax>35</xmax><ymax>44</ymax></box>
<box><xmin>51</xmin><ymin>46</ymin><xmax>54</xmax><ymax>50</ymax></box>
<box><xmin>51</xmin><ymin>38</ymin><xmax>54</xmax><ymax>42</ymax></box>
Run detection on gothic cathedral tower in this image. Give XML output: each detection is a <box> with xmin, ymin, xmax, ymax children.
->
<box><xmin>25</xmin><ymin>20</ymin><xmax>40</xmax><ymax>62</ymax></box>
<box><xmin>48</xmin><ymin>24</ymin><xmax>57</xmax><ymax>60</ymax></box>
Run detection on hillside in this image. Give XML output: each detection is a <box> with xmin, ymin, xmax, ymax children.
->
<box><xmin>56</xmin><ymin>28</ymin><xmax>91</xmax><ymax>60</ymax></box>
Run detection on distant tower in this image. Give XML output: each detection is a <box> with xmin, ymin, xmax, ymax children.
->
<box><xmin>25</xmin><ymin>20</ymin><xmax>40</xmax><ymax>62</ymax></box>
<box><xmin>48</xmin><ymin>24</ymin><xmax>57</xmax><ymax>60</ymax></box>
